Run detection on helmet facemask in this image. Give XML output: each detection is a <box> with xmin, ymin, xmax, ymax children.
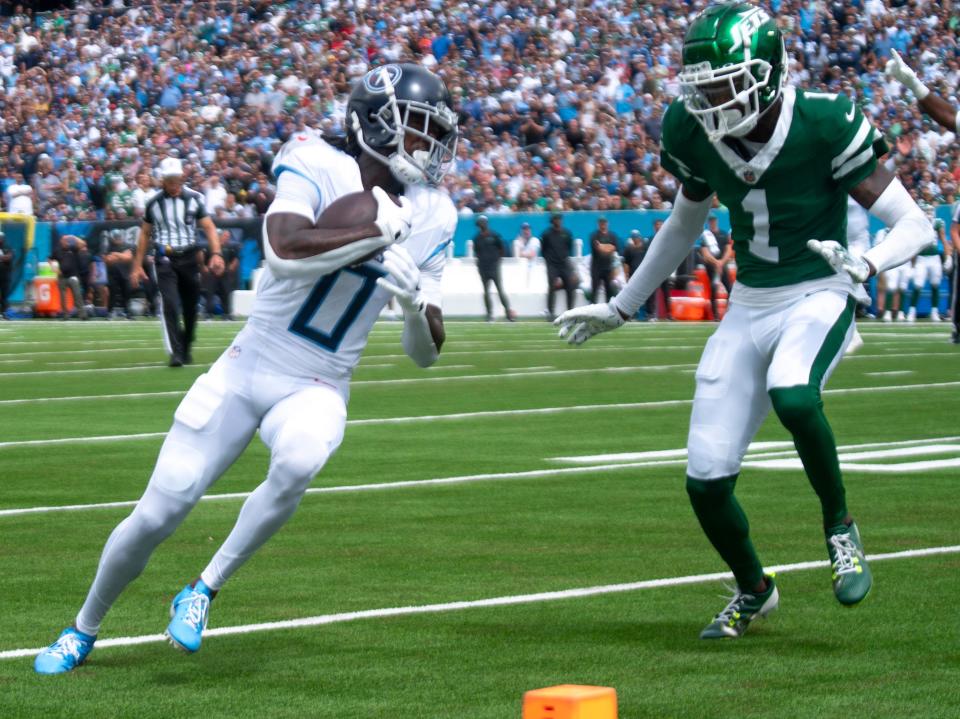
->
<box><xmin>351</xmin><ymin>67</ymin><xmax>458</xmax><ymax>186</ymax></box>
<box><xmin>680</xmin><ymin>52</ymin><xmax>783</xmax><ymax>143</ymax></box>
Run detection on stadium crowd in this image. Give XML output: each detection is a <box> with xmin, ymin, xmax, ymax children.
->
<box><xmin>0</xmin><ymin>0</ymin><xmax>956</xmax><ymax>223</ymax></box>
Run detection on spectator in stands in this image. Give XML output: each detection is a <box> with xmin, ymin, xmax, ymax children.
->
<box><xmin>33</xmin><ymin>155</ymin><xmax>62</xmax><ymax>219</ymax></box>
<box><xmin>51</xmin><ymin>235</ymin><xmax>88</xmax><ymax>320</ymax></box>
<box><xmin>541</xmin><ymin>212</ymin><xmax>577</xmax><ymax>320</ymax></box>
<box><xmin>204</xmin><ymin>175</ymin><xmax>228</xmax><ymax>216</ymax></box>
<box><xmin>589</xmin><ymin>216</ymin><xmax>619</xmax><ymax>303</ymax></box>
<box><xmin>6</xmin><ymin>173</ymin><xmax>33</xmax><ymax>216</ymax></box>
<box><xmin>472</xmin><ymin>215</ymin><xmax>514</xmax><ymax>322</ymax></box>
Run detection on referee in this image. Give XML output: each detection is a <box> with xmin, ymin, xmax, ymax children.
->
<box><xmin>132</xmin><ymin>158</ymin><xmax>224</xmax><ymax>366</ymax></box>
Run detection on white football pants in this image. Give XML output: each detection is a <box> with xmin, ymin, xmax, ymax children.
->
<box><xmin>912</xmin><ymin>254</ymin><xmax>942</xmax><ymax>288</ymax></box>
<box><xmin>882</xmin><ymin>261</ymin><xmax>913</xmax><ymax>293</ymax></box>
<box><xmin>686</xmin><ymin>290</ymin><xmax>855</xmax><ymax>480</ymax></box>
<box><xmin>75</xmin><ymin>330</ymin><xmax>346</xmax><ymax>636</ymax></box>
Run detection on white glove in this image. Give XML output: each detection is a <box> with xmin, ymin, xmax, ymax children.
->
<box><xmin>373</xmin><ymin>186</ymin><xmax>413</xmax><ymax>244</ymax></box>
<box><xmin>807</xmin><ymin>239</ymin><xmax>871</xmax><ymax>283</ymax></box>
<box><xmin>554</xmin><ymin>301</ymin><xmax>626</xmax><ymax>346</ymax></box>
<box><xmin>376</xmin><ymin>245</ymin><xmax>424</xmax><ymax>313</ymax></box>
<box><xmin>885</xmin><ymin>50</ymin><xmax>929</xmax><ymax>100</ymax></box>
<box><xmin>944</xmin><ymin>254</ymin><xmax>955</xmax><ymax>274</ymax></box>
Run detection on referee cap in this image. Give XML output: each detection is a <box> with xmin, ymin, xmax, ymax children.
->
<box><xmin>158</xmin><ymin>157</ymin><xmax>184</xmax><ymax>178</ymax></box>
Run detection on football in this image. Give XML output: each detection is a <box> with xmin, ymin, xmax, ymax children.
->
<box><xmin>315</xmin><ymin>190</ymin><xmax>401</xmax><ymax>265</ymax></box>
<box><xmin>315</xmin><ymin>190</ymin><xmax>399</xmax><ymax>229</ymax></box>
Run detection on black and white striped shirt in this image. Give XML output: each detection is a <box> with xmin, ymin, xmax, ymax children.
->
<box><xmin>144</xmin><ymin>187</ymin><xmax>208</xmax><ymax>251</ymax></box>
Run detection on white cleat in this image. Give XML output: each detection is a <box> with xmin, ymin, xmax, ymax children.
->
<box><xmin>930</xmin><ymin>308</ymin><xmax>941</xmax><ymax>322</ymax></box>
<box><xmin>844</xmin><ymin>328</ymin><xmax>865</xmax><ymax>356</ymax></box>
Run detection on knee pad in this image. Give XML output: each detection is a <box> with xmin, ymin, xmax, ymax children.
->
<box><xmin>152</xmin><ymin>440</ymin><xmax>206</xmax><ymax>496</ymax></box>
<box><xmin>269</xmin><ymin>428</ymin><xmax>333</xmax><ymax>496</ymax></box>
<box><xmin>769</xmin><ymin>385</ymin><xmax>821</xmax><ymax>434</ymax></box>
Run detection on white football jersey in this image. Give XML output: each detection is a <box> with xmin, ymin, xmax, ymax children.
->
<box><xmin>248</xmin><ymin>132</ymin><xmax>458</xmax><ymax>394</ymax></box>
<box><xmin>845</xmin><ymin>195</ymin><xmax>870</xmax><ymax>258</ymax></box>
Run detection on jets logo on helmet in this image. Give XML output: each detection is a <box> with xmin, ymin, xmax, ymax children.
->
<box><xmin>679</xmin><ymin>2</ymin><xmax>787</xmax><ymax>143</ymax></box>
<box><xmin>362</xmin><ymin>64</ymin><xmax>403</xmax><ymax>94</ymax></box>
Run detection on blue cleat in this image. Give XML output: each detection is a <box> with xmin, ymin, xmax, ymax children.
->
<box><xmin>165</xmin><ymin>580</ymin><xmax>213</xmax><ymax>653</ymax></box>
<box><xmin>34</xmin><ymin>627</ymin><xmax>97</xmax><ymax>674</ymax></box>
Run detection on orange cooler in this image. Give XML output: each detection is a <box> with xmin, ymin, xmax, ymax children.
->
<box><xmin>34</xmin><ymin>277</ymin><xmax>74</xmax><ymax>316</ymax></box>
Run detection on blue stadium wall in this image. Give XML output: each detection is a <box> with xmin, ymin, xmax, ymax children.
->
<box><xmin>9</xmin><ymin>205</ymin><xmax>955</xmax><ymax>316</ymax></box>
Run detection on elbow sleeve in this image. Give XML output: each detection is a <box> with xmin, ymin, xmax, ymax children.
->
<box><xmin>862</xmin><ymin>179</ymin><xmax>936</xmax><ymax>274</ymax></box>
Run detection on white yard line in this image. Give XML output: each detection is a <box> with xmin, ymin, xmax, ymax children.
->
<box><xmin>1</xmin><ymin>544</ymin><xmax>956</xmax><ymax>661</ymax></box>
<box><xmin>551</xmin><ymin>436</ymin><xmax>960</xmax><ymax>464</ymax></box>
<box><xmin>0</xmin><ymin>460</ymin><xmax>694</xmax><ymax>517</ymax></box>
<box><xmin>2</xmin><ymin>376</ymin><xmax>957</xmax><ymax>411</ymax></box>
<box><xmin>4</xmin><ymin>434</ymin><xmax>958</xmax><ymax>518</ymax></box>
<box><xmin>0</xmin><ymin>364</ymin><xmax>169</xmax><ymax>377</ymax></box>
<box><xmin>0</xmin><ymin>391</ymin><xmax>187</xmax><ymax>406</ymax></box>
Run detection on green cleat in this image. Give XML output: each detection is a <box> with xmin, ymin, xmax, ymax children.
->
<box><xmin>826</xmin><ymin>521</ymin><xmax>872</xmax><ymax>606</ymax></box>
<box><xmin>699</xmin><ymin>575</ymin><xmax>779</xmax><ymax>639</ymax></box>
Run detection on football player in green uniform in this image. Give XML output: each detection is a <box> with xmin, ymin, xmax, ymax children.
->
<box><xmin>555</xmin><ymin>3</ymin><xmax>935</xmax><ymax>638</ymax></box>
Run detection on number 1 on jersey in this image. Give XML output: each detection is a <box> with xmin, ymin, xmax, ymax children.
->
<box><xmin>742</xmin><ymin>188</ymin><xmax>779</xmax><ymax>263</ymax></box>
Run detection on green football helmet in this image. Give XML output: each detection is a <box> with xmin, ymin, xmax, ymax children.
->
<box><xmin>679</xmin><ymin>2</ymin><xmax>787</xmax><ymax>142</ymax></box>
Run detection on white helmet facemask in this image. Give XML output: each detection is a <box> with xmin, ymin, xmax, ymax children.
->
<box><xmin>679</xmin><ymin>45</ymin><xmax>786</xmax><ymax>143</ymax></box>
<box><xmin>351</xmin><ymin>67</ymin><xmax>458</xmax><ymax>186</ymax></box>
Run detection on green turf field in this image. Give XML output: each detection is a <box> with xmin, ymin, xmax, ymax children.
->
<box><xmin>1</xmin><ymin>318</ymin><xmax>957</xmax><ymax>718</ymax></box>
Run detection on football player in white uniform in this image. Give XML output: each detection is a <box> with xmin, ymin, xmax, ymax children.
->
<box><xmin>874</xmin><ymin>228</ymin><xmax>913</xmax><ymax>322</ymax></box>
<box><xmin>35</xmin><ymin>63</ymin><xmax>459</xmax><ymax>674</ymax></box>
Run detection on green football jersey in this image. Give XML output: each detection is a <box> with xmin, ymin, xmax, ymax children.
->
<box><xmin>661</xmin><ymin>87</ymin><xmax>888</xmax><ymax>288</ymax></box>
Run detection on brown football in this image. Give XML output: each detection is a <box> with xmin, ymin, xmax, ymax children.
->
<box><xmin>315</xmin><ymin>190</ymin><xmax>399</xmax><ymax>229</ymax></box>
<box><xmin>315</xmin><ymin>190</ymin><xmax>400</xmax><ymax>266</ymax></box>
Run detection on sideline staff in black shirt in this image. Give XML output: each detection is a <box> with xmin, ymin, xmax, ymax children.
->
<box><xmin>132</xmin><ymin>157</ymin><xmax>224</xmax><ymax>367</ymax></box>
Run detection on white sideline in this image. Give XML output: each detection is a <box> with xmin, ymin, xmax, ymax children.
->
<box><xmin>2</xmin><ymin>544</ymin><xmax>957</xmax><ymax>661</ymax></box>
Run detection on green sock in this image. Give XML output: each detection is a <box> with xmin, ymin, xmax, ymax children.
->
<box><xmin>931</xmin><ymin>287</ymin><xmax>939</xmax><ymax>309</ymax></box>
<box><xmin>686</xmin><ymin>475</ymin><xmax>764</xmax><ymax>590</ymax></box>
<box><xmin>884</xmin><ymin>291</ymin><xmax>893</xmax><ymax>310</ymax></box>
<box><xmin>910</xmin><ymin>288</ymin><xmax>920</xmax><ymax>309</ymax></box>
<box><xmin>770</xmin><ymin>385</ymin><xmax>848</xmax><ymax>527</ymax></box>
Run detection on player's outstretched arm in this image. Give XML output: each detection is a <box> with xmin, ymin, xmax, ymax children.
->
<box><xmin>377</xmin><ymin>245</ymin><xmax>443</xmax><ymax>367</ymax></box>
<box><xmin>555</xmin><ymin>186</ymin><xmax>713</xmax><ymax>345</ymax></box>
<box><xmin>886</xmin><ymin>50</ymin><xmax>960</xmax><ymax>133</ymax></box>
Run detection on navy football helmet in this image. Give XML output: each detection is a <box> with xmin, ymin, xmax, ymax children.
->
<box><xmin>347</xmin><ymin>63</ymin><xmax>458</xmax><ymax>186</ymax></box>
